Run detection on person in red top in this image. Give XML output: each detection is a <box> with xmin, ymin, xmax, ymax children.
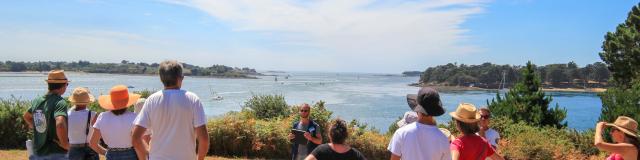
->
<box><xmin>449</xmin><ymin>103</ymin><xmax>504</xmax><ymax>160</ymax></box>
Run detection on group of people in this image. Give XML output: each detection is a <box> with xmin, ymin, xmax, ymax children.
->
<box><xmin>21</xmin><ymin>60</ymin><xmax>640</xmax><ymax>160</ymax></box>
<box><xmin>386</xmin><ymin>87</ymin><xmax>504</xmax><ymax>160</ymax></box>
<box><xmin>23</xmin><ymin>60</ymin><xmax>209</xmax><ymax>160</ymax></box>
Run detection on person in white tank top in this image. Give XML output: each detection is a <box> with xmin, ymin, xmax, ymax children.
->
<box><xmin>66</xmin><ymin>87</ymin><xmax>99</xmax><ymax>160</ymax></box>
<box><xmin>89</xmin><ymin>85</ymin><xmax>141</xmax><ymax>160</ymax></box>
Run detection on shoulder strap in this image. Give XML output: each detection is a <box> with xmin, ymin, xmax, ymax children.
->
<box><xmin>85</xmin><ymin>111</ymin><xmax>91</xmax><ymax>143</ymax></box>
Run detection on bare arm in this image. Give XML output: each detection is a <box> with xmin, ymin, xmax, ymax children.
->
<box><xmin>304</xmin><ymin>132</ymin><xmax>323</xmax><ymax>145</ymax></box>
<box><xmin>451</xmin><ymin>150</ymin><xmax>460</xmax><ymax>160</ymax></box>
<box><xmin>132</xmin><ymin>125</ymin><xmax>149</xmax><ymax>160</ymax></box>
<box><xmin>195</xmin><ymin>125</ymin><xmax>209</xmax><ymax>160</ymax></box>
<box><xmin>89</xmin><ymin>128</ymin><xmax>106</xmax><ymax>155</ymax></box>
<box><xmin>23</xmin><ymin>112</ymin><xmax>33</xmax><ymax>129</ymax></box>
<box><xmin>594</xmin><ymin>122</ymin><xmax>635</xmax><ymax>154</ymax></box>
<box><xmin>489</xmin><ymin>153</ymin><xmax>505</xmax><ymax>160</ymax></box>
<box><xmin>55</xmin><ymin>116</ymin><xmax>69</xmax><ymax>150</ymax></box>
<box><xmin>390</xmin><ymin>153</ymin><xmax>401</xmax><ymax>160</ymax></box>
<box><xmin>304</xmin><ymin>154</ymin><xmax>317</xmax><ymax>160</ymax></box>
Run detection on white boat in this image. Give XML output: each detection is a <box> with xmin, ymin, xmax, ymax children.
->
<box><xmin>209</xmin><ymin>86</ymin><xmax>223</xmax><ymax>101</ymax></box>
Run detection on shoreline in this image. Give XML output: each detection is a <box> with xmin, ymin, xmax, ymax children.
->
<box><xmin>0</xmin><ymin>71</ymin><xmax>260</xmax><ymax>79</ymax></box>
<box><xmin>410</xmin><ymin>84</ymin><xmax>607</xmax><ymax>93</ymax></box>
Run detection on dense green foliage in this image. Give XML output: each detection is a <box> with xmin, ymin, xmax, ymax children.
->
<box><xmin>599</xmin><ymin>3</ymin><xmax>640</xmax><ymax>89</ymax></box>
<box><xmin>209</xmin><ymin>98</ymin><xmax>388</xmax><ymax>159</ymax></box>
<box><xmin>242</xmin><ymin>94</ymin><xmax>290</xmax><ymax>120</ymax></box>
<box><xmin>488</xmin><ymin>61</ymin><xmax>567</xmax><ymax>128</ymax></box>
<box><xmin>598</xmin><ymin>83</ymin><xmax>640</xmax><ymax>123</ymax></box>
<box><xmin>0</xmin><ymin>60</ymin><xmax>260</xmax><ymax>78</ymax></box>
<box><xmin>598</xmin><ymin>3</ymin><xmax>640</xmax><ymax>130</ymax></box>
<box><xmin>0</xmin><ymin>98</ymin><xmax>31</xmax><ymax>149</ymax></box>
<box><xmin>418</xmin><ymin>62</ymin><xmax>609</xmax><ymax>89</ymax></box>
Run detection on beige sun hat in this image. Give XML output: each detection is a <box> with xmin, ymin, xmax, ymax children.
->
<box><xmin>69</xmin><ymin>87</ymin><xmax>94</xmax><ymax>105</ymax></box>
<box><xmin>45</xmin><ymin>70</ymin><xmax>70</xmax><ymax>83</ymax></box>
<box><xmin>606</xmin><ymin>116</ymin><xmax>638</xmax><ymax>137</ymax></box>
<box><xmin>449</xmin><ymin>103</ymin><xmax>481</xmax><ymax>123</ymax></box>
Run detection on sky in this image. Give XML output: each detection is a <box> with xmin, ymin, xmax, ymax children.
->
<box><xmin>0</xmin><ymin>0</ymin><xmax>637</xmax><ymax>73</ymax></box>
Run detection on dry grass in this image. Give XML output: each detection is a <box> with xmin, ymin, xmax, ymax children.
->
<box><xmin>0</xmin><ymin>150</ymin><xmax>246</xmax><ymax>160</ymax></box>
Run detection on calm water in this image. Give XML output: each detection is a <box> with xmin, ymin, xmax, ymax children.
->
<box><xmin>0</xmin><ymin>72</ymin><xmax>601</xmax><ymax>132</ymax></box>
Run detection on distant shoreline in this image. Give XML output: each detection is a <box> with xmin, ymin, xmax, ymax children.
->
<box><xmin>0</xmin><ymin>71</ymin><xmax>260</xmax><ymax>79</ymax></box>
<box><xmin>410</xmin><ymin>84</ymin><xmax>607</xmax><ymax>93</ymax></box>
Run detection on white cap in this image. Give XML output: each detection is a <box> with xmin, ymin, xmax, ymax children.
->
<box><xmin>396</xmin><ymin>111</ymin><xmax>418</xmax><ymax>128</ymax></box>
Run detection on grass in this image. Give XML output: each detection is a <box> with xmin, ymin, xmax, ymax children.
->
<box><xmin>0</xmin><ymin>150</ymin><xmax>245</xmax><ymax>160</ymax></box>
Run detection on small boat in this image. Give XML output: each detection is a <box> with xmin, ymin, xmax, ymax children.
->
<box><xmin>209</xmin><ymin>86</ymin><xmax>223</xmax><ymax>101</ymax></box>
<box><xmin>127</xmin><ymin>85</ymin><xmax>135</xmax><ymax>89</ymax></box>
<box><xmin>211</xmin><ymin>93</ymin><xmax>224</xmax><ymax>101</ymax></box>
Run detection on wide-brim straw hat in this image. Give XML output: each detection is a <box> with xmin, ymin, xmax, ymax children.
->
<box><xmin>69</xmin><ymin>87</ymin><xmax>95</xmax><ymax>105</ymax></box>
<box><xmin>606</xmin><ymin>116</ymin><xmax>638</xmax><ymax>137</ymax></box>
<box><xmin>98</xmin><ymin>85</ymin><xmax>140</xmax><ymax>110</ymax></box>
<box><xmin>449</xmin><ymin>103</ymin><xmax>481</xmax><ymax>123</ymax></box>
<box><xmin>45</xmin><ymin>70</ymin><xmax>70</xmax><ymax>83</ymax></box>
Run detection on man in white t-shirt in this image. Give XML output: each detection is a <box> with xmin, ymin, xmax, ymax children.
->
<box><xmin>132</xmin><ymin>60</ymin><xmax>209</xmax><ymax>160</ymax></box>
<box><xmin>388</xmin><ymin>87</ymin><xmax>451</xmax><ymax>160</ymax></box>
<box><xmin>478</xmin><ymin>108</ymin><xmax>500</xmax><ymax>149</ymax></box>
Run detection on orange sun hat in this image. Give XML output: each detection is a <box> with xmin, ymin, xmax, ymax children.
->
<box><xmin>98</xmin><ymin>85</ymin><xmax>141</xmax><ymax>110</ymax></box>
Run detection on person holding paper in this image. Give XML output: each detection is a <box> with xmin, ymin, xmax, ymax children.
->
<box><xmin>289</xmin><ymin>103</ymin><xmax>323</xmax><ymax>160</ymax></box>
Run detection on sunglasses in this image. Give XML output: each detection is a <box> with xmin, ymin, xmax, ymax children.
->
<box><xmin>481</xmin><ymin>115</ymin><xmax>491</xmax><ymax>120</ymax></box>
<box><xmin>611</xmin><ymin>128</ymin><xmax>620</xmax><ymax>132</ymax></box>
<box><xmin>300</xmin><ymin>110</ymin><xmax>309</xmax><ymax>113</ymax></box>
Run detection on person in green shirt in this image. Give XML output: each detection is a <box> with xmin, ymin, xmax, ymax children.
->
<box><xmin>23</xmin><ymin>70</ymin><xmax>71</xmax><ymax>160</ymax></box>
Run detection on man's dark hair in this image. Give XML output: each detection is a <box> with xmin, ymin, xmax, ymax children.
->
<box><xmin>48</xmin><ymin>83</ymin><xmax>66</xmax><ymax>91</ymax></box>
<box><xmin>455</xmin><ymin>119</ymin><xmax>480</xmax><ymax>135</ymax></box>
<box><xmin>112</xmin><ymin>108</ymin><xmax>128</xmax><ymax>116</ymax></box>
<box><xmin>158</xmin><ymin>60</ymin><xmax>183</xmax><ymax>87</ymax></box>
<box><xmin>329</xmin><ymin>118</ymin><xmax>348</xmax><ymax>144</ymax></box>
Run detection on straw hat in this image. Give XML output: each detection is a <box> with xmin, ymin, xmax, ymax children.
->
<box><xmin>606</xmin><ymin>116</ymin><xmax>638</xmax><ymax>137</ymax></box>
<box><xmin>45</xmin><ymin>70</ymin><xmax>70</xmax><ymax>83</ymax></box>
<box><xmin>449</xmin><ymin>103</ymin><xmax>481</xmax><ymax>123</ymax></box>
<box><xmin>69</xmin><ymin>87</ymin><xmax>94</xmax><ymax>105</ymax></box>
<box><xmin>98</xmin><ymin>85</ymin><xmax>141</xmax><ymax>110</ymax></box>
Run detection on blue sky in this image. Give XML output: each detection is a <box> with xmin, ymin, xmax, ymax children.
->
<box><xmin>0</xmin><ymin>0</ymin><xmax>636</xmax><ymax>73</ymax></box>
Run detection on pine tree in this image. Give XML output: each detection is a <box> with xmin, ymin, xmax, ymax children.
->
<box><xmin>599</xmin><ymin>3</ymin><xmax>640</xmax><ymax>89</ymax></box>
<box><xmin>598</xmin><ymin>3</ymin><xmax>640</xmax><ymax>123</ymax></box>
<box><xmin>488</xmin><ymin>61</ymin><xmax>567</xmax><ymax>128</ymax></box>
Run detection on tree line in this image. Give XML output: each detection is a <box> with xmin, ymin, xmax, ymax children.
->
<box><xmin>416</xmin><ymin>61</ymin><xmax>610</xmax><ymax>89</ymax></box>
<box><xmin>0</xmin><ymin>60</ymin><xmax>261</xmax><ymax>78</ymax></box>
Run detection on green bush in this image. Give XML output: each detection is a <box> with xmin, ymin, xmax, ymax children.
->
<box><xmin>243</xmin><ymin>94</ymin><xmax>290</xmax><ymax>120</ymax></box>
<box><xmin>488</xmin><ymin>116</ymin><xmax>597</xmax><ymax>159</ymax></box>
<box><xmin>0</xmin><ymin>98</ymin><xmax>31</xmax><ymax>149</ymax></box>
<box><xmin>205</xmin><ymin>97</ymin><xmax>388</xmax><ymax>159</ymax></box>
<box><xmin>347</xmin><ymin>119</ymin><xmax>389</xmax><ymax>160</ymax></box>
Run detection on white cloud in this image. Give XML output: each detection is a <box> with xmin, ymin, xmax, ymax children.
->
<box><xmin>166</xmin><ymin>0</ymin><xmax>488</xmax><ymax>73</ymax></box>
<box><xmin>0</xmin><ymin>28</ymin><xmax>186</xmax><ymax>64</ymax></box>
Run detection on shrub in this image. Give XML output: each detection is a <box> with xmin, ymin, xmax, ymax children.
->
<box><xmin>0</xmin><ymin>98</ymin><xmax>31</xmax><ymax>149</ymax></box>
<box><xmin>243</xmin><ymin>94</ymin><xmax>289</xmax><ymax>120</ymax></box>
<box><xmin>207</xmin><ymin>112</ymin><xmax>257</xmax><ymax>157</ymax></box>
<box><xmin>347</xmin><ymin>119</ymin><xmax>389</xmax><ymax>160</ymax></box>
<box><xmin>488</xmin><ymin>61</ymin><xmax>567</xmax><ymax>129</ymax></box>
<box><xmin>206</xmin><ymin>97</ymin><xmax>388</xmax><ymax>159</ymax></box>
